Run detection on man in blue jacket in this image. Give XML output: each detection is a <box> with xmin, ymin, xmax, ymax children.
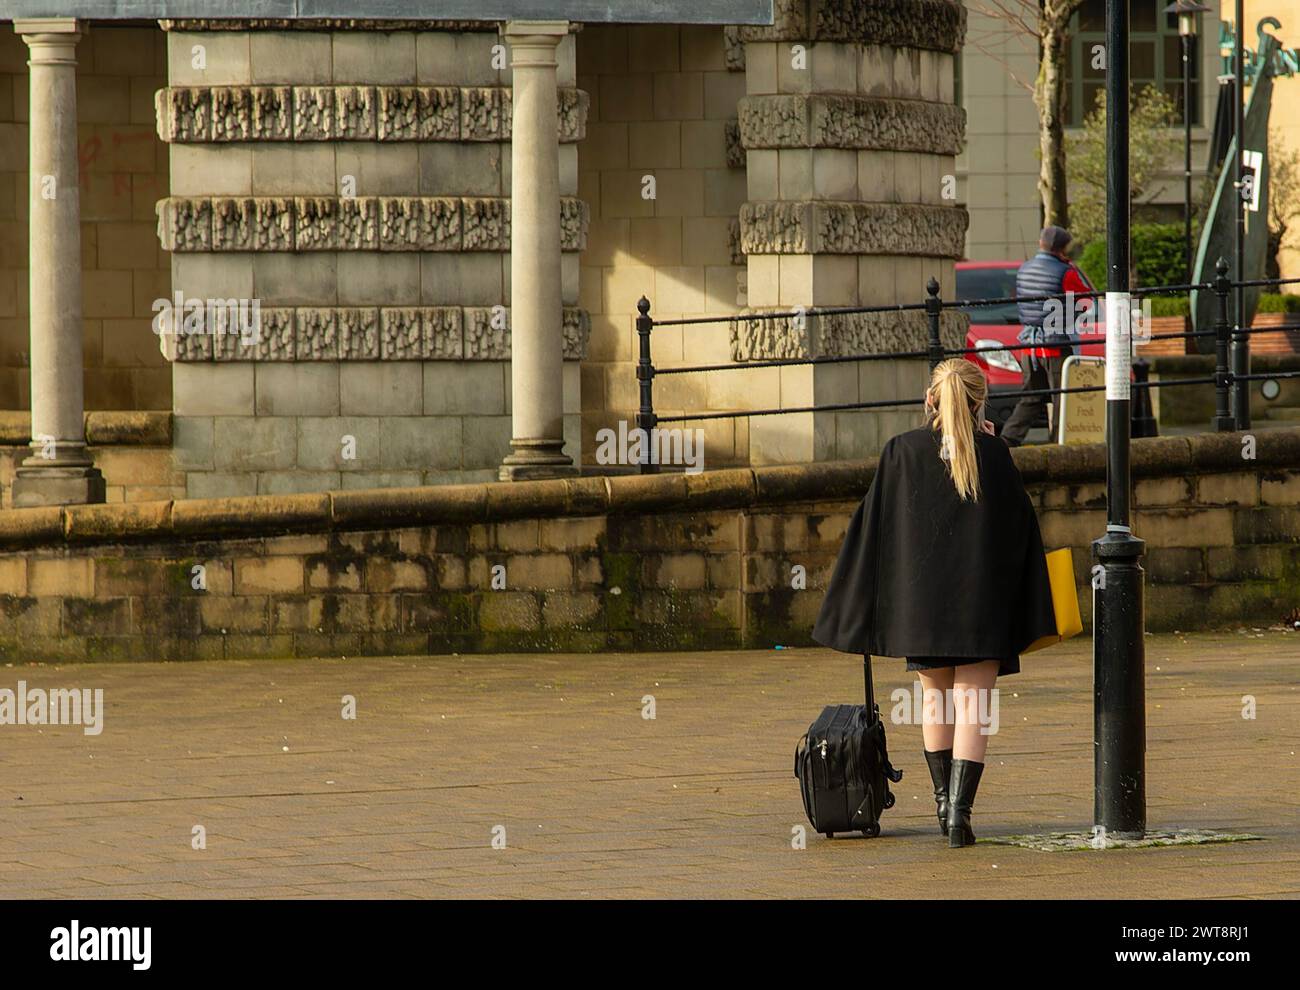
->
<box><xmin>1001</xmin><ymin>226</ymin><xmax>1095</xmax><ymax>446</ymax></box>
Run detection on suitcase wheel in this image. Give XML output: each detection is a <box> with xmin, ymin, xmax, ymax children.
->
<box><xmin>824</xmin><ymin>832</ymin><xmax>834</xmax><ymax>840</ymax></box>
<box><xmin>861</xmin><ymin>822</ymin><xmax>880</xmax><ymax>838</ymax></box>
<box><xmin>884</xmin><ymin>792</ymin><xmax>895</xmax><ymax>810</ymax></box>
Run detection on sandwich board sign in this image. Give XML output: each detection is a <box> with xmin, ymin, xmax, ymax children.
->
<box><xmin>1056</xmin><ymin>355</ymin><xmax>1106</xmax><ymax>445</ymax></box>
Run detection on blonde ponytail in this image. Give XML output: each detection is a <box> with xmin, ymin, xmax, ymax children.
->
<box><xmin>927</xmin><ymin>359</ymin><xmax>988</xmax><ymax>502</ymax></box>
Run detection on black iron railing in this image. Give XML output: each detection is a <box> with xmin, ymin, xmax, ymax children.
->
<box><xmin>630</xmin><ymin>258</ymin><xmax>1300</xmax><ymax>473</ymax></box>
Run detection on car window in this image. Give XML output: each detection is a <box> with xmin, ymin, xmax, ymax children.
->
<box><xmin>956</xmin><ymin>267</ymin><xmax>1020</xmax><ymax>325</ymax></box>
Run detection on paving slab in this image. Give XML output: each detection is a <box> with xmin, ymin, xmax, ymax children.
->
<box><xmin>0</xmin><ymin>630</ymin><xmax>1296</xmax><ymax>898</ymax></box>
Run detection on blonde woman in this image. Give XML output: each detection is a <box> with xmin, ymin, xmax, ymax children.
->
<box><xmin>813</xmin><ymin>359</ymin><xmax>1055</xmax><ymax>847</ymax></box>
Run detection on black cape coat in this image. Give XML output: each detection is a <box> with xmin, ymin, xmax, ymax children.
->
<box><xmin>812</xmin><ymin>427</ymin><xmax>1057</xmax><ymax>660</ymax></box>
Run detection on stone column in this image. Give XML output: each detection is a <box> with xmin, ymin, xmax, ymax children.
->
<box><xmin>12</xmin><ymin>19</ymin><xmax>104</xmax><ymax>508</ymax></box>
<box><xmin>499</xmin><ymin>20</ymin><xmax>576</xmax><ymax>481</ymax></box>
<box><xmin>734</xmin><ymin>0</ymin><xmax>970</xmax><ymax>463</ymax></box>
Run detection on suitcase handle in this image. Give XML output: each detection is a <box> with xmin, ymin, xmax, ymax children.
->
<box><xmin>863</xmin><ymin>655</ymin><xmax>876</xmax><ymax>724</ymax></box>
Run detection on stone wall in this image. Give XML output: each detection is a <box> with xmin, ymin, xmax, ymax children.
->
<box><xmin>0</xmin><ymin>24</ymin><xmax>172</xmax><ymax>411</ymax></box>
<box><xmin>575</xmin><ymin>22</ymin><xmax>750</xmax><ymax>468</ymax></box>
<box><xmin>0</xmin><ymin>411</ymin><xmax>178</xmax><ymax>508</ymax></box>
<box><xmin>0</xmin><ymin>427</ymin><xmax>1295</xmax><ymax>661</ymax></box>
<box><xmin>158</xmin><ymin>23</ymin><xmax>588</xmax><ymax>497</ymax></box>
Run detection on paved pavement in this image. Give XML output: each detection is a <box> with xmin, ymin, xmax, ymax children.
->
<box><xmin>1</xmin><ymin>631</ymin><xmax>1297</xmax><ymax>899</ymax></box>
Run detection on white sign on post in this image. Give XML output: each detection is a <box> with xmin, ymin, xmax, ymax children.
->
<box><xmin>1104</xmin><ymin>291</ymin><xmax>1132</xmax><ymax>401</ymax></box>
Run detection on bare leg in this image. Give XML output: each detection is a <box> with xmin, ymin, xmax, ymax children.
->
<box><xmin>916</xmin><ymin>667</ymin><xmax>955</xmax><ymax>751</ymax></box>
<box><xmin>951</xmin><ymin>660</ymin><xmax>1000</xmax><ymax>762</ymax></box>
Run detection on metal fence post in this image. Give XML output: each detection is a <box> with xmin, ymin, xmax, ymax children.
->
<box><xmin>1211</xmin><ymin>258</ymin><xmax>1236</xmax><ymax>432</ymax></box>
<box><xmin>635</xmin><ymin>296</ymin><xmax>659</xmax><ymax>475</ymax></box>
<box><xmin>925</xmin><ymin>277</ymin><xmax>943</xmax><ymax>371</ymax></box>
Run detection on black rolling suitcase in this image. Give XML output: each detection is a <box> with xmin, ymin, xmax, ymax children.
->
<box><xmin>794</xmin><ymin>655</ymin><xmax>902</xmax><ymax>838</ymax></box>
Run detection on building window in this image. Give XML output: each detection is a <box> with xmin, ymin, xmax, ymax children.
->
<box><xmin>1065</xmin><ymin>0</ymin><xmax>1201</xmax><ymax>126</ymax></box>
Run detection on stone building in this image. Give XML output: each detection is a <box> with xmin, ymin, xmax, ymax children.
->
<box><xmin>0</xmin><ymin>1</ymin><xmax>969</xmax><ymax>507</ymax></box>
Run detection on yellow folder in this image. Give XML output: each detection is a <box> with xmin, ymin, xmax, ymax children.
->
<box><xmin>1024</xmin><ymin>547</ymin><xmax>1083</xmax><ymax>653</ymax></box>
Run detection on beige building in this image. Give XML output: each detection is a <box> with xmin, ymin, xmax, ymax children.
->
<box><xmin>0</xmin><ymin>1</ymin><xmax>972</xmax><ymax>507</ymax></box>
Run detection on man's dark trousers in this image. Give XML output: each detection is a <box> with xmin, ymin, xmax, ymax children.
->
<box><xmin>1001</xmin><ymin>352</ymin><xmax>1066</xmax><ymax>445</ymax></box>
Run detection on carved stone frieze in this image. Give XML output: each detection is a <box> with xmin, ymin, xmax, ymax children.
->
<box><xmin>160</xmin><ymin>306</ymin><xmax>591</xmax><ymax>362</ymax></box>
<box><xmin>739</xmin><ymin>201</ymin><xmax>967</xmax><ymax>258</ymax></box>
<box><xmin>156</xmin><ymin>196</ymin><xmax>588</xmax><ymax>253</ymax></box>
<box><xmin>158</xmin><ymin>85</ymin><xmax>587</xmax><ymax>143</ymax></box>
<box><xmin>738</xmin><ymin>94</ymin><xmax>965</xmax><ymax>155</ymax></box>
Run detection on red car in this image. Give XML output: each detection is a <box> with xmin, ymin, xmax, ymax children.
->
<box><xmin>955</xmin><ymin>260</ymin><xmax>1106</xmax><ymax>431</ymax></box>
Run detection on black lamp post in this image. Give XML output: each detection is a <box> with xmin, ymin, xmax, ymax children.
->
<box><xmin>1163</xmin><ymin>1</ymin><xmax>1211</xmax><ymax>287</ymax></box>
<box><xmin>1094</xmin><ymin>0</ymin><xmax>1146</xmax><ymax>839</ymax></box>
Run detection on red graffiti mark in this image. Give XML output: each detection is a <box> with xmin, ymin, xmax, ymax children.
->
<box><xmin>78</xmin><ymin>134</ymin><xmax>102</xmax><ymax>170</ymax></box>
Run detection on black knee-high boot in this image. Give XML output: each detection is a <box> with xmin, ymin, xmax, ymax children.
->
<box><xmin>923</xmin><ymin>749</ymin><xmax>953</xmax><ymax>835</ymax></box>
<box><xmin>946</xmin><ymin>758</ymin><xmax>984</xmax><ymax>848</ymax></box>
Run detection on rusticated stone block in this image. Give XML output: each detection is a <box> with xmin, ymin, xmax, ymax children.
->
<box><xmin>379</xmin><ymin>197</ymin><xmax>461</xmax><ymax>251</ymax></box>
<box><xmin>251</xmin><ymin>86</ymin><xmax>292</xmax><ymax>140</ymax></box>
<box><xmin>293</xmin><ymin>85</ymin><xmax>334</xmax><ymax>139</ymax></box>
<box><xmin>422</xmin><ymin>86</ymin><xmax>462</xmax><ymax>140</ymax></box>
<box><xmin>212</xmin><ymin>86</ymin><xmax>253</xmax><ymax>142</ymax></box>
<box><xmin>295</xmin><ymin>196</ymin><xmax>338</xmax><ymax>250</ymax></box>
<box><xmin>380</xmin><ymin>307</ymin><xmax>424</xmax><ymax>359</ymax></box>
<box><xmin>338</xmin><ymin>197</ymin><xmax>380</xmax><ymax>250</ymax></box>
<box><xmin>210</xmin><ymin>196</ymin><xmax>293</xmax><ymax>251</ymax></box>
<box><xmin>560</xmin><ymin>197</ymin><xmax>589</xmax><ymax>252</ymax></box>
<box><xmin>156</xmin><ymin>197</ymin><xmax>212</xmax><ymax>252</ymax></box>
<box><xmin>335</xmin><ymin>85</ymin><xmax>377</xmax><ymax>140</ymax></box>
<box><xmin>211</xmin><ymin>324</ymin><xmax>257</xmax><ymax>361</ymax></box>
<box><xmin>338</xmin><ymin>308</ymin><xmax>381</xmax><ymax>360</ymax></box>
<box><xmin>464</xmin><ymin>308</ymin><xmax>510</xmax><ymax>360</ymax></box>
<box><xmin>377</xmin><ymin>86</ymin><xmax>421</xmax><ymax>141</ymax></box>
<box><xmin>562</xmin><ymin>308</ymin><xmax>590</xmax><ymax>360</ymax></box>
<box><xmin>254</xmin><ymin>308</ymin><xmax>297</xmax><ymax>361</ymax></box>
<box><xmin>723</xmin><ymin>25</ymin><xmax>746</xmax><ymax>70</ymax></box>
<box><xmin>558</xmin><ymin>89</ymin><xmax>589</xmax><ymax>142</ymax></box>
<box><xmin>158</xmin><ymin>86</ymin><xmax>211</xmax><ymax>142</ymax></box>
<box><xmin>296</xmin><ymin>308</ymin><xmax>338</xmax><ymax>360</ymax></box>
<box><xmin>461</xmin><ymin>86</ymin><xmax>502</xmax><ymax>140</ymax></box>
<box><xmin>462</xmin><ymin>197</ymin><xmax>508</xmax><ymax>251</ymax></box>
<box><xmin>423</xmin><ymin>307</ymin><xmax>464</xmax><ymax>360</ymax></box>
<box><xmin>168</xmin><ymin>325</ymin><xmax>216</xmax><ymax>361</ymax></box>
<box><xmin>725</xmin><ymin>118</ymin><xmax>745</xmax><ymax>167</ymax></box>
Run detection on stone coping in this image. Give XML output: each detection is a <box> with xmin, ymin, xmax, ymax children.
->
<box><xmin>2</xmin><ymin>427</ymin><xmax>1295</xmax><ymax>552</ymax></box>
<box><xmin>0</xmin><ymin>412</ymin><xmax>172</xmax><ymax>447</ymax></box>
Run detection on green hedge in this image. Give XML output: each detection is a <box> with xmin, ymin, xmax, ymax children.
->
<box><xmin>1258</xmin><ymin>292</ymin><xmax>1300</xmax><ymax>314</ymax></box>
<box><xmin>1078</xmin><ymin>223</ymin><xmax>1189</xmax><ymax>291</ymax></box>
